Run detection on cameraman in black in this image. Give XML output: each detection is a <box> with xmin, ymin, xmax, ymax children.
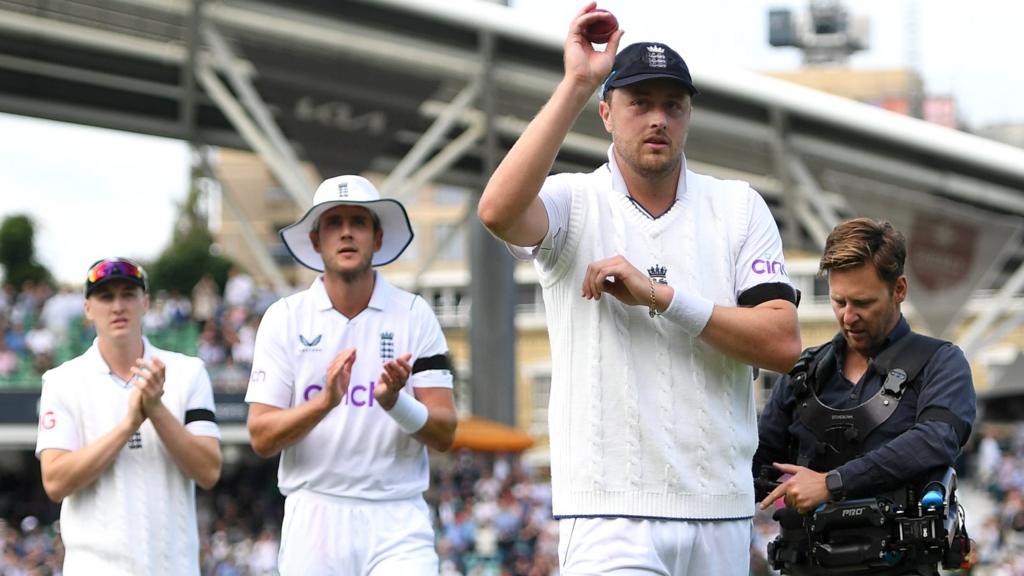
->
<box><xmin>754</xmin><ymin>218</ymin><xmax>976</xmax><ymax>575</ymax></box>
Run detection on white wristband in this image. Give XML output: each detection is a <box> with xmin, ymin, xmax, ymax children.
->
<box><xmin>661</xmin><ymin>290</ymin><xmax>714</xmax><ymax>336</ymax></box>
<box><xmin>386</xmin><ymin>391</ymin><xmax>429</xmax><ymax>434</ymax></box>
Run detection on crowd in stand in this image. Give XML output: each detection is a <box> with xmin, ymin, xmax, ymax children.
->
<box><xmin>1</xmin><ymin>515</ymin><xmax>62</xmax><ymax>576</ymax></box>
<box><xmin>0</xmin><ymin>281</ymin><xmax>84</xmax><ymax>382</ymax></box>
<box><xmin>968</xmin><ymin>424</ymin><xmax>1024</xmax><ymax>575</ymax></box>
<box><xmin>428</xmin><ymin>452</ymin><xmax>559</xmax><ymax>576</ymax></box>
<box><xmin>0</xmin><ymin>450</ymin><xmax>562</xmax><ymax>576</ymax></box>
<box><xmin>0</xmin><ymin>268</ymin><xmax>275</xmax><ymax>393</ymax></box>
<box><xmin>194</xmin><ymin>451</ymin><xmax>564</xmax><ymax>576</ymax></box>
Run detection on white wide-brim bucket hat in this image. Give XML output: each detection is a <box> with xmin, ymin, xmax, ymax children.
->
<box><xmin>280</xmin><ymin>175</ymin><xmax>413</xmax><ymax>271</ymax></box>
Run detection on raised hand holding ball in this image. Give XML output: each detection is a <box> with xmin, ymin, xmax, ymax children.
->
<box><xmin>584</xmin><ymin>9</ymin><xmax>618</xmax><ymax>44</ymax></box>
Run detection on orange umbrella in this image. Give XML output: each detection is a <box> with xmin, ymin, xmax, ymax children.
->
<box><xmin>449</xmin><ymin>416</ymin><xmax>535</xmax><ymax>452</ymax></box>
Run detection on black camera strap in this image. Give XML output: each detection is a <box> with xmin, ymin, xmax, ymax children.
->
<box><xmin>792</xmin><ymin>332</ymin><xmax>947</xmax><ymax>469</ymax></box>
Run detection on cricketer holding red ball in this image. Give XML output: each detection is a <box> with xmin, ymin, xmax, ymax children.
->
<box><xmin>479</xmin><ymin>3</ymin><xmax>800</xmax><ymax>574</ymax></box>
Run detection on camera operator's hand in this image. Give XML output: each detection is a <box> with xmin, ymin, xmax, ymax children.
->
<box><xmin>759</xmin><ymin>462</ymin><xmax>829</xmax><ymax>514</ymax></box>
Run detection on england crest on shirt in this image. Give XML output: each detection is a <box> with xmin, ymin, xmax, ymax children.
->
<box><xmin>379</xmin><ymin>331</ymin><xmax>395</xmax><ymax>361</ymax></box>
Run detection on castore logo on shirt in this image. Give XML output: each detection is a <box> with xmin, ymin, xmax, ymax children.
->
<box><xmin>299</xmin><ymin>333</ymin><xmax>323</xmax><ymax>352</ymax></box>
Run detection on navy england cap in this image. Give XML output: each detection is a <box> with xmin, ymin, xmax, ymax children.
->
<box><xmin>600</xmin><ymin>42</ymin><xmax>700</xmax><ymax>99</ymax></box>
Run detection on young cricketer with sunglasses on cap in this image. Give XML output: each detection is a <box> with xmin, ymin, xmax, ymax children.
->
<box><xmin>478</xmin><ymin>4</ymin><xmax>800</xmax><ymax>574</ymax></box>
<box><xmin>35</xmin><ymin>257</ymin><xmax>222</xmax><ymax>575</ymax></box>
<box><xmin>245</xmin><ymin>175</ymin><xmax>457</xmax><ymax>575</ymax></box>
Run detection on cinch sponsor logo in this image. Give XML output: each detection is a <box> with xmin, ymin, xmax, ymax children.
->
<box><xmin>303</xmin><ymin>380</ymin><xmax>378</xmax><ymax>407</ymax></box>
<box><xmin>751</xmin><ymin>258</ymin><xmax>787</xmax><ymax>276</ymax></box>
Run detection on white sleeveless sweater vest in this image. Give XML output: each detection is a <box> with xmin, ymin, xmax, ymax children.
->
<box><xmin>540</xmin><ymin>167</ymin><xmax>758</xmax><ymax>520</ymax></box>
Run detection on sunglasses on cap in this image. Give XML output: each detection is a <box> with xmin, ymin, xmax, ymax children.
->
<box><xmin>85</xmin><ymin>258</ymin><xmax>148</xmax><ymax>297</ymax></box>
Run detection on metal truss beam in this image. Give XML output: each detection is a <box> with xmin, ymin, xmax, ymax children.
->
<box><xmin>961</xmin><ymin>256</ymin><xmax>1024</xmax><ymax>358</ymax></box>
<box><xmin>381</xmin><ymin>79</ymin><xmax>482</xmax><ymax>198</ymax></box>
<box><xmin>769</xmin><ymin>108</ymin><xmax>846</xmax><ymax>249</ymax></box>
<box><xmin>202</xmin><ymin>23</ymin><xmax>315</xmax><ymax>204</ymax></box>
<box><xmin>180</xmin><ymin>0</ymin><xmax>203</xmax><ymax>145</ymax></box>
<box><xmin>193</xmin><ymin>37</ymin><xmax>318</xmax><ymax>294</ymax></box>
<box><xmin>196</xmin><ymin>149</ymin><xmax>292</xmax><ymax>295</ymax></box>
<box><xmin>791</xmin><ymin>135</ymin><xmax>1024</xmax><ymax>218</ymax></box>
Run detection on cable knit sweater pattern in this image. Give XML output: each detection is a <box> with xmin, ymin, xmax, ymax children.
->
<box><xmin>539</xmin><ymin>167</ymin><xmax>760</xmax><ymax>520</ymax></box>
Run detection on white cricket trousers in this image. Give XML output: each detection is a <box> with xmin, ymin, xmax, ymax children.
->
<box><xmin>558</xmin><ymin>516</ymin><xmax>752</xmax><ymax>575</ymax></box>
<box><xmin>278</xmin><ymin>490</ymin><xmax>438</xmax><ymax>576</ymax></box>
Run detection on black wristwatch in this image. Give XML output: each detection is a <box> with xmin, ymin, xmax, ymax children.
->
<box><xmin>825</xmin><ymin>469</ymin><xmax>846</xmax><ymax>501</ymax></box>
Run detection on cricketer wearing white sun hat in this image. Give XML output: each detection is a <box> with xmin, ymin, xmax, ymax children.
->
<box><xmin>249</xmin><ymin>173</ymin><xmax>456</xmax><ymax>575</ymax></box>
<box><xmin>280</xmin><ymin>174</ymin><xmax>414</xmax><ymax>271</ymax></box>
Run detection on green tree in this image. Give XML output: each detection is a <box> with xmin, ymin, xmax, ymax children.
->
<box><xmin>0</xmin><ymin>214</ymin><xmax>53</xmax><ymax>288</ymax></box>
<box><xmin>147</xmin><ymin>170</ymin><xmax>234</xmax><ymax>295</ymax></box>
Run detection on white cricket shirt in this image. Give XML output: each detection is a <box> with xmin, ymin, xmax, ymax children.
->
<box><xmin>245</xmin><ymin>273</ymin><xmax>452</xmax><ymax>500</ymax></box>
<box><xmin>35</xmin><ymin>337</ymin><xmax>220</xmax><ymax>575</ymax></box>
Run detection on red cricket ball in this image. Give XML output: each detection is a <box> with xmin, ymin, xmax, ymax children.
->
<box><xmin>584</xmin><ymin>9</ymin><xmax>618</xmax><ymax>44</ymax></box>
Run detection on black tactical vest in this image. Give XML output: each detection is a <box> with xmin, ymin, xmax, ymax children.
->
<box><xmin>788</xmin><ymin>333</ymin><xmax>948</xmax><ymax>472</ymax></box>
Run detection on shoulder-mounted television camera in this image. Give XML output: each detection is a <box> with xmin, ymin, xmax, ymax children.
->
<box><xmin>758</xmin><ymin>467</ymin><xmax>971</xmax><ymax>575</ymax></box>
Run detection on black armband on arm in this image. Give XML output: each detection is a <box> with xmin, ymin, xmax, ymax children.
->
<box><xmin>185</xmin><ymin>408</ymin><xmax>217</xmax><ymax>424</ymax></box>
<box><xmin>412</xmin><ymin>354</ymin><xmax>451</xmax><ymax>374</ymax></box>
<box><xmin>918</xmin><ymin>406</ymin><xmax>971</xmax><ymax>447</ymax></box>
<box><xmin>738</xmin><ymin>283</ymin><xmax>800</xmax><ymax>307</ymax></box>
